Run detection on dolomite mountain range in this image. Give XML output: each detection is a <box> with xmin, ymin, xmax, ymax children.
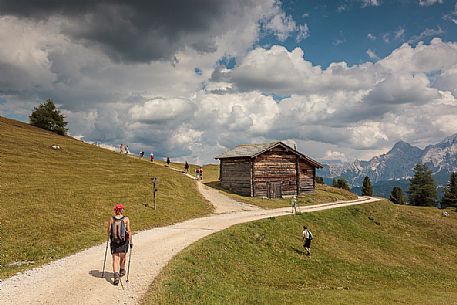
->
<box><xmin>318</xmin><ymin>134</ymin><xmax>457</xmax><ymax>187</ymax></box>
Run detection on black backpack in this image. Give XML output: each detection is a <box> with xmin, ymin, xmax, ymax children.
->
<box><xmin>110</xmin><ymin>216</ymin><xmax>128</xmax><ymax>243</ymax></box>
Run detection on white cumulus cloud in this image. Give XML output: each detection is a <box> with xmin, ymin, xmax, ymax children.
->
<box><xmin>418</xmin><ymin>0</ymin><xmax>443</xmax><ymax>7</ymax></box>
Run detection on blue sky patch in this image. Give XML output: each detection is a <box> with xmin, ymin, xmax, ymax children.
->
<box><xmin>258</xmin><ymin>0</ymin><xmax>457</xmax><ymax>67</ymax></box>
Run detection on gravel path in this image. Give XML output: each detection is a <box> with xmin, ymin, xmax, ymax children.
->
<box><xmin>0</xmin><ymin>179</ymin><xmax>380</xmax><ymax>305</ymax></box>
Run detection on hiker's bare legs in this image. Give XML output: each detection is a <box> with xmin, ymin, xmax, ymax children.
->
<box><xmin>112</xmin><ymin>253</ymin><xmax>120</xmax><ymax>273</ymax></box>
<box><xmin>305</xmin><ymin>247</ymin><xmax>310</xmax><ymax>256</ymax></box>
<box><xmin>119</xmin><ymin>253</ymin><xmax>126</xmax><ymax>271</ymax></box>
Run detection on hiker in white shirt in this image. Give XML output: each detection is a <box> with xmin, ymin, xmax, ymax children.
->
<box><xmin>291</xmin><ymin>196</ymin><xmax>298</xmax><ymax>214</ymax></box>
<box><xmin>302</xmin><ymin>225</ymin><xmax>313</xmax><ymax>256</ymax></box>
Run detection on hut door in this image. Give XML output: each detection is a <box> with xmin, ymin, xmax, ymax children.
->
<box><xmin>267</xmin><ymin>182</ymin><xmax>282</xmax><ymax>199</ymax></box>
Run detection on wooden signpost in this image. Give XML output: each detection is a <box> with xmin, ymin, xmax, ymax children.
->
<box><xmin>151</xmin><ymin>177</ymin><xmax>158</xmax><ymax>209</ymax></box>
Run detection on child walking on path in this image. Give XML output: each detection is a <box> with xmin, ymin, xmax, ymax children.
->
<box><xmin>108</xmin><ymin>204</ymin><xmax>133</xmax><ymax>285</ymax></box>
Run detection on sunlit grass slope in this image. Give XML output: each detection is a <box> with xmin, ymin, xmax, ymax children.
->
<box><xmin>144</xmin><ymin>201</ymin><xmax>457</xmax><ymax>305</ymax></box>
<box><xmin>0</xmin><ymin>116</ymin><xmax>212</xmax><ymax>278</ymax></box>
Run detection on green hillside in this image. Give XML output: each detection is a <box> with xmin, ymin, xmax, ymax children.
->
<box><xmin>0</xmin><ymin>116</ymin><xmax>212</xmax><ymax>278</ymax></box>
<box><xmin>144</xmin><ymin>201</ymin><xmax>457</xmax><ymax>305</ymax></box>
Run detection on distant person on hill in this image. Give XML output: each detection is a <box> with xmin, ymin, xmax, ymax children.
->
<box><xmin>199</xmin><ymin>167</ymin><xmax>203</xmax><ymax>180</ymax></box>
<box><xmin>150</xmin><ymin>152</ymin><xmax>154</xmax><ymax>162</ymax></box>
<box><xmin>108</xmin><ymin>204</ymin><xmax>133</xmax><ymax>285</ymax></box>
<box><xmin>166</xmin><ymin>156</ymin><xmax>170</xmax><ymax>166</ymax></box>
<box><xmin>302</xmin><ymin>225</ymin><xmax>313</xmax><ymax>256</ymax></box>
<box><xmin>119</xmin><ymin>144</ymin><xmax>124</xmax><ymax>154</ymax></box>
<box><xmin>184</xmin><ymin>161</ymin><xmax>189</xmax><ymax>173</ymax></box>
<box><xmin>291</xmin><ymin>196</ymin><xmax>298</xmax><ymax>214</ymax></box>
<box><xmin>139</xmin><ymin>151</ymin><xmax>144</xmax><ymax>158</ymax></box>
<box><xmin>195</xmin><ymin>167</ymin><xmax>200</xmax><ymax>179</ymax></box>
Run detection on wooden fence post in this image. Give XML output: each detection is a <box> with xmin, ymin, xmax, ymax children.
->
<box><xmin>151</xmin><ymin>177</ymin><xmax>158</xmax><ymax>209</ymax></box>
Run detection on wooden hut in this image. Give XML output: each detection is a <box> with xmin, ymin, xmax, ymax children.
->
<box><xmin>215</xmin><ymin>142</ymin><xmax>323</xmax><ymax>198</ymax></box>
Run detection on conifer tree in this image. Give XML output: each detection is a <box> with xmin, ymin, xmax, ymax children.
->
<box><xmin>362</xmin><ymin>176</ymin><xmax>373</xmax><ymax>196</ymax></box>
<box><xmin>315</xmin><ymin>176</ymin><xmax>324</xmax><ymax>184</ymax></box>
<box><xmin>332</xmin><ymin>178</ymin><xmax>350</xmax><ymax>191</ymax></box>
<box><xmin>408</xmin><ymin>163</ymin><xmax>437</xmax><ymax>206</ymax></box>
<box><xmin>389</xmin><ymin>187</ymin><xmax>405</xmax><ymax>205</ymax></box>
<box><xmin>29</xmin><ymin>99</ymin><xmax>68</xmax><ymax>136</ymax></box>
<box><xmin>441</xmin><ymin>172</ymin><xmax>457</xmax><ymax>208</ymax></box>
<box><xmin>332</xmin><ymin>178</ymin><xmax>337</xmax><ymax>188</ymax></box>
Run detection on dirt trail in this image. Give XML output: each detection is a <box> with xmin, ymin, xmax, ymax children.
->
<box><xmin>0</xmin><ymin>179</ymin><xmax>380</xmax><ymax>305</ymax></box>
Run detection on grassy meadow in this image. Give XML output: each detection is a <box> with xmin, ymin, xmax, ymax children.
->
<box><xmin>0</xmin><ymin>117</ymin><xmax>212</xmax><ymax>278</ymax></box>
<box><xmin>144</xmin><ymin>201</ymin><xmax>457</xmax><ymax>305</ymax></box>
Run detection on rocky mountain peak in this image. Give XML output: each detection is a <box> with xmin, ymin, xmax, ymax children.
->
<box><xmin>438</xmin><ymin>133</ymin><xmax>457</xmax><ymax>146</ymax></box>
<box><xmin>389</xmin><ymin>140</ymin><xmax>420</xmax><ymax>154</ymax></box>
<box><xmin>318</xmin><ymin>133</ymin><xmax>457</xmax><ymax>186</ymax></box>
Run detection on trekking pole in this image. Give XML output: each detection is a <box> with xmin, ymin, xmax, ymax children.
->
<box><xmin>126</xmin><ymin>242</ymin><xmax>133</xmax><ymax>283</ymax></box>
<box><xmin>101</xmin><ymin>235</ymin><xmax>109</xmax><ymax>278</ymax></box>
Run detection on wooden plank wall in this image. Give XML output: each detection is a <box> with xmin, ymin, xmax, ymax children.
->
<box><xmin>220</xmin><ymin>158</ymin><xmax>252</xmax><ymax>196</ymax></box>
<box><xmin>253</xmin><ymin>146</ymin><xmax>297</xmax><ymax>197</ymax></box>
<box><xmin>299</xmin><ymin>162</ymin><xmax>315</xmax><ymax>193</ymax></box>
<box><xmin>219</xmin><ymin>145</ymin><xmax>317</xmax><ymax>197</ymax></box>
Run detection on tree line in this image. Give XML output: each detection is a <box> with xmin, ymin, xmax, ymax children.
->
<box><xmin>329</xmin><ymin>164</ymin><xmax>457</xmax><ymax>208</ymax></box>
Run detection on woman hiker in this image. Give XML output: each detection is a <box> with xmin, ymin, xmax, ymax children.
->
<box><xmin>108</xmin><ymin>203</ymin><xmax>133</xmax><ymax>285</ymax></box>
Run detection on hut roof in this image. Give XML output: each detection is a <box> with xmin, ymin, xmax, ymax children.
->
<box><xmin>215</xmin><ymin>141</ymin><xmax>323</xmax><ymax>168</ymax></box>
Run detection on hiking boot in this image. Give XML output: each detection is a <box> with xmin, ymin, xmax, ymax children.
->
<box><xmin>119</xmin><ymin>268</ymin><xmax>126</xmax><ymax>277</ymax></box>
<box><xmin>113</xmin><ymin>272</ymin><xmax>120</xmax><ymax>285</ymax></box>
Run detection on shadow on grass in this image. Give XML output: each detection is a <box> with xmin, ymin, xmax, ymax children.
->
<box><xmin>204</xmin><ymin>181</ymin><xmax>257</xmax><ymax>197</ymax></box>
<box><xmin>89</xmin><ymin>269</ymin><xmax>114</xmax><ymax>284</ymax></box>
<box><xmin>290</xmin><ymin>246</ymin><xmax>305</xmax><ymax>256</ymax></box>
<box><xmin>204</xmin><ymin>181</ymin><xmax>245</xmax><ymax>197</ymax></box>
<box><xmin>204</xmin><ymin>181</ymin><xmax>224</xmax><ymax>190</ymax></box>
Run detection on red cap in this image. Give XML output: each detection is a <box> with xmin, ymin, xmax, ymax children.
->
<box><xmin>114</xmin><ymin>203</ymin><xmax>125</xmax><ymax>213</ymax></box>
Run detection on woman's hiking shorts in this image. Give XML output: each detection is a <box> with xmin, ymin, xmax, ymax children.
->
<box><xmin>111</xmin><ymin>241</ymin><xmax>129</xmax><ymax>254</ymax></box>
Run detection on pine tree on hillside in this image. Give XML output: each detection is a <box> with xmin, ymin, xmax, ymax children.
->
<box><xmin>29</xmin><ymin>99</ymin><xmax>68</xmax><ymax>136</ymax></box>
<box><xmin>332</xmin><ymin>178</ymin><xmax>350</xmax><ymax>191</ymax></box>
<box><xmin>408</xmin><ymin>163</ymin><xmax>437</xmax><ymax>206</ymax></box>
<box><xmin>441</xmin><ymin>172</ymin><xmax>457</xmax><ymax>208</ymax></box>
<box><xmin>362</xmin><ymin>176</ymin><xmax>373</xmax><ymax>196</ymax></box>
<box><xmin>315</xmin><ymin>176</ymin><xmax>324</xmax><ymax>184</ymax></box>
<box><xmin>389</xmin><ymin>187</ymin><xmax>405</xmax><ymax>205</ymax></box>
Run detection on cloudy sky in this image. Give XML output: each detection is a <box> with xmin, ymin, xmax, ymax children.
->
<box><xmin>1</xmin><ymin>0</ymin><xmax>457</xmax><ymax>164</ymax></box>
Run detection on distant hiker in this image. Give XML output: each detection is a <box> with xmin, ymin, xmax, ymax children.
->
<box><xmin>302</xmin><ymin>225</ymin><xmax>313</xmax><ymax>256</ymax></box>
<box><xmin>119</xmin><ymin>144</ymin><xmax>124</xmax><ymax>154</ymax></box>
<box><xmin>108</xmin><ymin>204</ymin><xmax>133</xmax><ymax>285</ymax></box>
<box><xmin>166</xmin><ymin>156</ymin><xmax>170</xmax><ymax>166</ymax></box>
<box><xmin>150</xmin><ymin>152</ymin><xmax>154</xmax><ymax>162</ymax></box>
<box><xmin>199</xmin><ymin>167</ymin><xmax>203</xmax><ymax>180</ymax></box>
<box><xmin>195</xmin><ymin>167</ymin><xmax>200</xmax><ymax>179</ymax></box>
<box><xmin>184</xmin><ymin>161</ymin><xmax>189</xmax><ymax>173</ymax></box>
<box><xmin>291</xmin><ymin>196</ymin><xmax>298</xmax><ymax>214</ymax></box>
<box><xmin>125</xmin><ymin>145</ymin><xmax>129</xmax><ymax>155</ymax></box>
<box><xmin>139</xmin><ymin>151</ymin><xmax>144</xmax><ymax>158</ymax></box>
